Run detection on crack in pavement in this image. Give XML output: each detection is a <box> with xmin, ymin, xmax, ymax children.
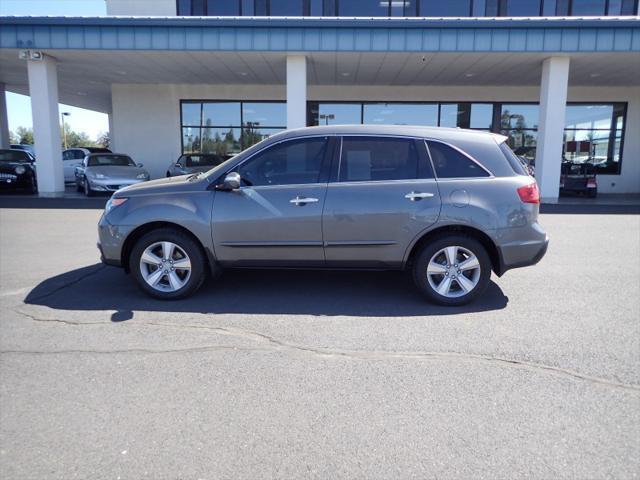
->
<box><xmin>7</xmin><ymin>307</ymin><xmax>640</xmax><ymax>392</ymax></box>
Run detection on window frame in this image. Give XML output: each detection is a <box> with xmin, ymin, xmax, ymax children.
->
<box><xmin>220</xmin><ymin>134</ymin><xmax>335</xmax><ymax>188</ymax></box>
<box><xmin>424</xmin><ymin>139</ymin><xmax>494</xmax><ymax>180</ymax></box>
<box><xmin>328</xmin><ymin>134</ymin><xmax>435</xmax><ymax>184</ymax></box>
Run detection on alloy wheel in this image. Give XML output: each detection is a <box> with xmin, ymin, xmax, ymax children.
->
<box><xmin>139</xmin><ymin>241</ymin><xmax>192</xmax><ymax>292</ymax></box>
<box><xmin>426</xmin><ymin>245</ymin><xmax>481</xmax><ymax>298</ymax></box>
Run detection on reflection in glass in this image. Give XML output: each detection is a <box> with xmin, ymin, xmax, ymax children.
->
<box><xmin>202</xmin><ymin>102</ymin><xmax>241</xmax><ymax>127</ymax></box>
<box><xmin>182</xmin><ymin>103</ymin><xmax>202</xmax><ymax>126</ymax></box>
<box><xmin>420</xmin><ymin>0</ymin><xmax>471</xmax><ymax>16</ymax></box>
<box><xmin>269</xmin><ymin>0</ymin><xmax>304</xmax><ymax>15</ymax></box>
<box><xmin>314</xmin><ymin>103</ymin><xmax>361</xmax><ymax>125</ymax></box>
<box><xmin>241</xmin><ymin>126</ymin><xmax>283</xmax><ymax>149</ymax></box>
<box><xmin>564</xmin><ymin>105</ymin><xmax>613</xmax><ymax>129</ymax></box>
<box><xmin>504</xmin><ymin>0</ymin><xmax>541</xmax><ymax>15</ymax></box>
<box><xmin>182</xmin><ymin>127</ymin><xmax>201</xmax><ymax>153</ymax></box>
<box><xmin>242</xmin><ymin>102</ymin><xmax>287</xmax><ymax>126</ymax></box>
<box><xmin>339</xmin><ymin>0</ymin><xmax>390</xmax><ymax>16</ymax></box>
<box><xmin>500</xmin><ymin>104</ymin><xmax>539</xmax><ymax>130</ymax></box>
<box><xmin>201</xmin><ymin>128</ymin><xmax>242</xmax><ymax>156</ymax></box>
<box><xmin>207</xmin><ymin>0</ymin><xmax>240</xmax><ymax>15</ymax></box>
<box><xmin>571</xmin><ymin>0</ymin><xmax>606</xmax><ymax>15</ymax></box>
<box><xmin>363</xmin><ymin>103</ymin><xmax>438</xmax><ymax>126</ymax></box>
<box><xmin>470</xmin><ymin>104</ymin><xmax>493</xmax><ymax>129</ymax></box>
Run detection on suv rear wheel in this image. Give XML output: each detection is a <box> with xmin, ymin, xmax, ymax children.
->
<box><xmin>413</xmin><ymin>235</ymin><xmax>491</xmax><ymax>306</ymax></box>
<box><xmin>129</xmin><ymin>228</ymin><xmax>206</xmax><ymax>300</ymax></box>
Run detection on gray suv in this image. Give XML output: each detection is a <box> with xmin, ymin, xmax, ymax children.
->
<box><xmin>98</xmin><ymin>125</ymin><xmax>548</xmax><ymax>306</ymax></box>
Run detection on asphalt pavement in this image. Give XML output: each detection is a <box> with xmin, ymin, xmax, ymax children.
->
<box><xmin>0</xmin><ymin>206</ymin><xmax>638</xmax><ymax>479</ymax></box>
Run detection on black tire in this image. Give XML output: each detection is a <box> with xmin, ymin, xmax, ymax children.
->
<box><xmin>587</xmin><ymin>188</ymin><xmax>597</xmax><ymax>198</ymax></box>
<box><xmin>76</xmin><ymin>182</ymin><xmax>83</xmax><ymax>192</ymax></box>
<box><xmin>412</xmin><ymin>235</ymin><xmax>492</xmax><ymax>306</ymax></box>
<box><xmin>166</xmin><ymin>172</ymin><xmax>171</xmax><ymax>177</ymax></box>
<box><xmin>83</xmin><ymin>178</ymin><xmax>95</xmax><ymax>197</ymax></box>
<box><xmin>28</xmin><ymin>175</ymin><xmax>37</xmax><ymax>194</ymax></box>
<box><xmin>129</xmin><ymin>228</ymin><xmax>206</xmax><ymax>300</ymax></box>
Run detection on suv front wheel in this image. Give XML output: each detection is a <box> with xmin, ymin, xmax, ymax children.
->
<box><xmin>413</xmin><ymin>235</ymin><xmax>491</xmax><ymax>306</ymax></box>
<box><xmin>129</xmin><ymin>228</ymin><xmax>206</xmax><ymax>300</ymax></box>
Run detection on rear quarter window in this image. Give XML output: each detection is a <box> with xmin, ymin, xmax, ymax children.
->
<box><xmin>498</xmin><ymin>142</ymin><xmax>529</xmax><ymax>176</ymax></box>
<box><xmin>426</xmin><ymin>141</ymin><xmax>490</xmax><ymax>179</ymax></box>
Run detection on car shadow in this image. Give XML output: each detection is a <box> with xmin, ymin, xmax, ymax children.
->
<box><xmin>24</xmin><ymin>264</ymin><xmax>509</xmax><ymax>319</ymax></box>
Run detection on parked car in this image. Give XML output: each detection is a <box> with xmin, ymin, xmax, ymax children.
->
<box><xmin>63</xmin><ymin>146</ymin><xmax>112</xmax><ymax>183</ymax></box>
<box><xmin>0</xmin><ymin>149</ymin><xmax>37</xmax><ymax>193</ymax></box>
<box><xmin>166</xmin><ymin>153</ymin><xmax>226</xmax><ymax>177</ymax></box>
<box><xmin>10</xmin><ymin>144</ymin><xmax>36</xmax><ymax>159</ymax></box>
<box><xmin>75</xmin><ymin>153</ymin><xmax>149</xmax><ymax>196</ymax></box>
<box><xmin>97</xmin><ymin>125</ymin><xmax>548</xmax><ymax>305</ymax></box>
<box><xmin>560</xmin><ymin>160</ymin><xmax>598</xmax><ymax>197</ymax></box>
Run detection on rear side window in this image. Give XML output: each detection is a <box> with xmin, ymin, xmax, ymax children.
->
<box><xmin>427</xmin><ymin>141</ymin><xmax>490</xmax><ymax>179</ymax></box>
<box><xmin>339</xmin><ymin>137</ymin><xmax>418</xmax><ymax>182</ymax></box>
<box><xmin>498</xmin><ymin>142</ymin><xmax>529</xmax><ymax>176</ymax></box>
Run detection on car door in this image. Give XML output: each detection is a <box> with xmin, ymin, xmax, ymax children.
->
<box><xmin>322</xmin><ymin>136</ymin><xmax>442</xmax><ymax>268</ymax></box>
<box><xmin>211</xmin><ymin>136</ymin><xmax>333</xmax><ymax>266</ymax></box>
<box><xmin>63</xmin><ymin>149</ymin><xmax>84</xmax><ymax>182</ymax></box>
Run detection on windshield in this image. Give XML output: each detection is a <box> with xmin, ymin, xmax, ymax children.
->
<box><xmin>182</xmin><ymin>154</ymin><xmax>224</xmax><ymax>167</ymax></box>
<box><xmin>0</xmin><ymin>150</ymin><xmax>32</xmax><ymax>163</ymax></box>
<box><xmin>88</xmin><ymin>155</ymin><xmax>136</xmax><ymax>167</ymax></box>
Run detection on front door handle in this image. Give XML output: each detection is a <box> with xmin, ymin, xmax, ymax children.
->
<box><xmin>289</xmin><ymin>196</ymin><xmax>319</xmax><ymax>206</ymax></box>
<box><xmin>404</xmin><ymin>191</ymin><xmax>435</xmax><ymax>201</ymax></box>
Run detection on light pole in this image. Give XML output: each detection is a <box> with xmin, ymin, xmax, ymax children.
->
<box><xmin>61</xmin><ymin>112</ymin><xmax>71</xmax><ymax>149</ymax></box>
<box><xmin>319</xmin><ymin>113</ymin><xmax>335</xmax><ymax>125</ymax></box>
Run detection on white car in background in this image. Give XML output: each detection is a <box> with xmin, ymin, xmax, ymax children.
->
<box><xmin>62</xmin><ymin>147</ymin><xmax>112</xmax><ymax>182</ymax></box>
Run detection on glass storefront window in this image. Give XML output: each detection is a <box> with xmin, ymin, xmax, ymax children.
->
<box><xmin>313</xmin><ymin>103</ymin><xmax>361</xmax><ymax>125</ymax></box>
<box><xmin>202</xmin><ymin>102</ymin><xmax>241</xmax><ymax>127</ymax></box>
<box><xmin>571</xmin><ymin>0</ymin><xmax>606</xmax><ymax>15</ymax></box>
<box><xmin>503</xmin><ymin>0</ymin><xmax>541</xmax><ymax>15</ymax></box>
<box><xmin>339</xmin><ymin>0</ymin><xmax>390</xmax><ymax>16</ymax></box>
<box><xmin>242</xmin><ymin>102</ymin><xmax>286</xmax><ymax>127</ymax></box>
<box><xmin>201</xmin><ymin>127</ymin><xmax>242</xmax><ymax>155</ymax></box>
<box><xmin>181</xmin><ymin>101</ymin><xmax>285</xmax><ymax>154</ymax></box>
<box><xmin>269</xmin><ymin>0</ymin><xmax>304</xmax><ymax>15</ymax></box>
<box><xmin>500</xmin><ymin>104</ymin><xmax>539</xmax><ymax>130</ymax></box>
<box><xmin>419</xmin><ymin>0</ymin><xmax>472</xmax><ymax>16</ymax></box>
<box><xmin>469</xmin><ymin>103</ymin><xmax>493</xmax><ymax>129</ymax></box>
<box><xmin>206</xmin><ymin>0</ymin><xmax>240</xmax><ymax>15</ymax></box>
<box><xmin>363</xmin><ymin>103</ymin><xmax>438</xmax><ymax>126</ymax></box>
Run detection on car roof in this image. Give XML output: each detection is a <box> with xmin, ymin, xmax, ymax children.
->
<box><xmin>273</xmin><ymin>124</ymin><xmax>507</xmax><ymax>143</ymax></box>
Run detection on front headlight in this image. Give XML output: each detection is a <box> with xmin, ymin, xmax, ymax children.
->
<box><xmin>94</xmin><ymin>173</ymin><xmax>106</xmax><ymax>179</ymax></box>
<box><xmin>15</xmin><ymin>165</ymin><xmax>26</xmax><ymax>175</ymax></box>
<box><xmin>105</xmin><ymin>197</ymin><xmax>128</xmax><ymax>214</ymax></box>
<box><xmin>136</xmin><ymin>173</ymin><xmax>148</xmax><ymax>179</ymax></box>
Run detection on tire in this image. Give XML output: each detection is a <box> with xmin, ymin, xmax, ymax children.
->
<box><xmin>587</xmin><ymin>188</ymin><xmax>597</xmax><ymax>198</ymax></box>
<box><xmin>166</xmin><ymin>172</ymin><xmax>171</xmax><ymax>177</ymax></box>
<box><xmin>76</xmin><ymin>182</ymin><xmax>83</xmax><ymax>192</ymax></box>
<box><xmin>83</xmin><ymin>178</ymin><xmax>95</xmax><ymax>197</ymax></box>
<box><xmin>129</xmin><ymin>228</ymin><xmax>206</xmax><ymax>300</ymax></box>
<box><xmin>412</xmin><ymin>235</ymin><xmax>491</xmax><ymax>306</ymax></box>
<box><xmin>28</xmin><ymin>175</ymin><xmax>37</xmax><ymax>194</ymax></box>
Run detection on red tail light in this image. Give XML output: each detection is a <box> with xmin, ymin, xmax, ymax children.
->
<box><xmin>517</xmin><ymin>182</ymin><xmax>540</xmax><ymax>204</ymax></box>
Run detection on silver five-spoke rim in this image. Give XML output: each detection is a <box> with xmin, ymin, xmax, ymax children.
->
<box><xmin>426</xmin><ymin>246</ymin><xmax>481</xmax><ymax>298</ymax></box>
<box><xmin>139</xmin><ymin>241</ymin><xmax>192</xmax><ymax>292</ymax></box>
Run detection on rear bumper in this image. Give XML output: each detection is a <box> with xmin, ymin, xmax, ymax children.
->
<box><xmin>495</xmin><ymin>222</ymin><xmax>549</xmax><ymax>275</ymax></box>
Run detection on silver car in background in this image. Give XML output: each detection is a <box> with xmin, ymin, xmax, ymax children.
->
<box><xmin>166</xmin><ymin>153</ymin><xmax>226</xmax><ymax>177</ymax></box>
<box><xmin>75</xmin><ymin>153</ymin><xmax>149</xmax><ymax>196</ymax></box>
<box><xmin>98</xmin><ymin>125</ymin><xmax>548</xmax><ymax>306</ymax></box>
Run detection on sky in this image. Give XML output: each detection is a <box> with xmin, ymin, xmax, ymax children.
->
<box><xmin>2</xmin><ymin>0</ymin><xmax>108</xmax><ymax>141</ymax></box>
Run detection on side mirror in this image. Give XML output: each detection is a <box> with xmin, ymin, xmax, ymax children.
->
<box><xmin>137</xmin><ymin>162</ymin><xmax>144</xmax><ymax>167</ymax></box>
<box><xmin>218</xmin><ymin>172</ymin><xmax>241</xmax><ymax>191</ymax></box>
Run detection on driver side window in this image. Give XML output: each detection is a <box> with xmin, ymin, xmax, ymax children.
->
<box><xmin>237</xmin><ymin>137</ymin><xmax>328</xmax><ymax>187</ymax></box>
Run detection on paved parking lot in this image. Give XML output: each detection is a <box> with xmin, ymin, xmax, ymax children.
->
<box><xmin>0</xmin><ymin>206</ymin><xmax>639</xmax><ymax>479</ymax></box>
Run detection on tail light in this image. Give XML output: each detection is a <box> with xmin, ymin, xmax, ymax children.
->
<box><xmin>517</xmin><ymin>182</ymin><xmax>540</xmax><ymax>204</ymax></box>
<box><xmin>587</xmin><ymin>176</ymin><xmax>597</xmax><ymax>188</ymax></box>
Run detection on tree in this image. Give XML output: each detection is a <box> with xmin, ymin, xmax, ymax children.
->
<box><xmin>96</xmin><ymin>131</ymin><xmax>110</xmax><ymax>149</ymax></box>
<box><xmin>15</xmin><ymin>126</ymin><xmax>34</xmax><ymax>145</ymax></box>
<box><xmin>9</xmin><ymin>130</ymin><xmax>19</xmax><ymax>144</ymax></box>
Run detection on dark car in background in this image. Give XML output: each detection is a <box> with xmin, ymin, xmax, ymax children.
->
<box><xmin>166</xmin><ymin>153</ymin><xmax>226</xmax><ymax>177</ymax></box>
<box><xmin>0</xmin><ymin>149</ymin><xmax>37</xmax><ymax>193</ymax></box>
<box><xmin>560</xmin><ymin>161</ymin><xmax>598</xmax><ymax>197</ymax></box>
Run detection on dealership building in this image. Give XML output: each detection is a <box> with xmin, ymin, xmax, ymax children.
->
<box><xmin>0</xmin><ymin>0</ymin><xmax>639</xmax><ymax>201</ymax></box>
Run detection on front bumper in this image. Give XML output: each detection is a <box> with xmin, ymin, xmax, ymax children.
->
<box><xmin>97</xmin><ymin>213</ymin><xmax>134</xmax><ymax>268</ymax></box>
<box><xmin>87</xmin><ymin>177</ymin><xmax>147</xmax><ymax>192</ymax></box>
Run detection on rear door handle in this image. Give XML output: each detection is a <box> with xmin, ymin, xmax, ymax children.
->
<box><xmin>289</xmin><ymin>196</ymin><xmax>319</xmax><ymax>206</ymax></box>
<box><xmin>404</xmin><ymin>191</ymin><xmax>435</xmax><ymax>201</ymax></box>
